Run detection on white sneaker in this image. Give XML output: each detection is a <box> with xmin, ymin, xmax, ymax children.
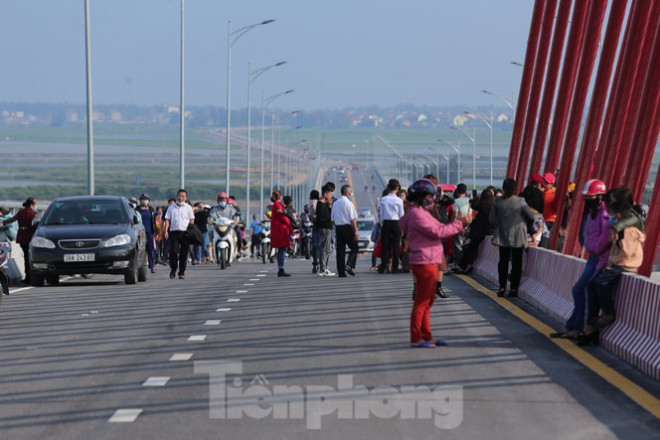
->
<box><xmin>318</xmin><ymin>270</ymin><xmax>326</xmax><ymax>276</ymax></box>
<box><xmin>324</xmin><ymin>269</ymin><xmax>335</xmax><ymax>277</ymax></box>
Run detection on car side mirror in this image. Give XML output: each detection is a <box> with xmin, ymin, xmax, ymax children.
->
<box><xmin>133</xmin><ymin>216</ymin><xmax>140</xmax><ymax>225</ymax></box>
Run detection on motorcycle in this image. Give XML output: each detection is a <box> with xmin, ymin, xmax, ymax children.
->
<box><xmin>288</xmin><ymin>228</ymin><xmax>300</xmax><ymax>258</ymax></box>
<box><xmin>212</xmin><ymin>217</ymin><xmax>238</xmax><ymax>269</ymax></box>
<box><xmin>0</xmin><ymin>242</ymin><xmax>19</xmax><ymax>306</ymax></box>
<box><xmin>300</xmin><ymin>219</ymin><xmax>313</xmax><ymax>260</ymax></box>
<box><xmin>259</xmin><ymin>220</ymin><xmax>275</xmax><ymax>264</ymax></box>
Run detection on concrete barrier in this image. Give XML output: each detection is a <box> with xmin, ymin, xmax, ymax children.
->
<box><xmin>472</xmin><ymin>237</ymin><xmax>660</xmax><ymax>381</ymax></box>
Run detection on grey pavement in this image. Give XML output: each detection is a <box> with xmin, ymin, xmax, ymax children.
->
<box><xmin>0</xmin><ymin>250</ymin><xmax>658</xmax><ymax>439</ymax></box>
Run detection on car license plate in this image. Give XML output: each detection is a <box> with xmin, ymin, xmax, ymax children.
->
<box><xmin>63</xmin><ymin>253</ymin><xmax>95</xmax><ymax>262</ymax></box>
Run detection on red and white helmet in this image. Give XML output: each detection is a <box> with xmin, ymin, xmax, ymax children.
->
<box><xmin>581</xmin><ymin>179</ymin><xmax>607</xmax><ymax>196</ymax></box>
<box><xmin>217</xmin><ymin>192</ymin><xmax>228</xmax><ymax>200</ymax></box>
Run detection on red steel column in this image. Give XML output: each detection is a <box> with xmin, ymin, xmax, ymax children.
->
<box><xmin>549</xmin><ymin>0</ymin><xmax>606</xmax><ymax>251</ymax></box>
<box><xmin>528</xmin><ymin>0</ymin><xmax>573</xmax><ymax>178</ymax></box>
<box><xmin>564</xmin><ymin>0</ymin><xmax>629</xmax><ymax>255</ymax></box>
<box><xmin>543</xmin><ymin>0</ymin><xmax>592</xmax><ymax>176</ymax></box>
<box><xmin>600</xmin><ymin>0</ymin><xmax>656</xmax><ymax>187</ymax></box>
<box><xmin>624</xmin><ymin>10</ymin><xmax>660</xmax><ymax>200</ymax></box>
<box><xmin>613</xmin><ymin>1</ymin><xmax>660</xmax><ymax>188</ymax></box>
<box><xmin>514</xmin><ymin>0</ymin><xmax>559</xmax><ymax>192</ymax></box>
<box><xmin>506</xmin><ymin>0</ymin><xmax>547</xmax><ymax>180</ymax></box>
<box><xmin>639</xmin><ymin>162</ymin><xmax>660</xmax><ymax>276</ymax></box>
<box><xmin>595</xmin><ymin>13</ymin><xmax>632</xmax><ymax>182</ymax></box>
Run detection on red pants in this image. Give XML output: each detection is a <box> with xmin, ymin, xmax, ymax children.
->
<box><xmin>410</xmin><ymin>264</ymin><xmax>439</xmax><ymax>343</ymax></box>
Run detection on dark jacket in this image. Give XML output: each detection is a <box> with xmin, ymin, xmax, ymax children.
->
<box><xmin>315</xmin><ymin>201</ymin><xmax>332</xmax><ymax>230</ymax></box>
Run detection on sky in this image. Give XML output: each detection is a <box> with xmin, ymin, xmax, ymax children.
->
<box><xmin>0</xmin><ymin>0</ymin><xmax>533</xmax><ymax>110</ymax></box>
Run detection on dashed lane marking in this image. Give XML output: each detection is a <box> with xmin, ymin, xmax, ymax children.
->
<box><xmin>108</xmin><ymin>409</ymin><xmax>142</xmax><ymax>423</ymax></box>
<box><xmin>456</xmin><ymin>274</ymin><xmax>660</xmax><ymax>419</ymax></box>
<box><xmin>236</xmin><ymin>290</ymin><xmax>248</xmax><ymax>293</ymax></box>
<box><xmin>243</xmin><ymin>283</ymin><xmax>255</xmax><ymax>286</ymax></box>
<box><xmin>169</xmin><ymin>353</ymin><xmax>193</xmax><ymax>361</ymax></box>
<box><xmin>257</xmin><ymin>274</ymin><xmax>267</xmax><ymax>277</ymax></box>
<box><xmin>227</xmin><ymin>298</ymin><xmax>241</xmax><ymax>302</ymax></box>
<box><xmin>205</xmin><ymin>320</ymin><xmax>221</xmax><ymax>325</ymax></box>
<box><xmin>142</xmin><ymin>377</ymin><xmax>170</xmax><ymax>387</ymax></box>
<box><xmin>187</xmin><ymin>335</ymin><xmax>207</xmax><ymax>342</ymax></box>
<box><xmin>216</xmin><ymin>308</ymin><xmax>232</xmax><ymax>312</ymax></box>
<box><xmin>249</xmin><ymin>279</ymin><xmax>260</xmax><ymax>281</ymax></box>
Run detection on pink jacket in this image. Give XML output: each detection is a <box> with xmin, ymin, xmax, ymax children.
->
<box><xmin>400</xmin><ymin>205</ymin><xmax>465</xmax><ymax>265</ymax></box>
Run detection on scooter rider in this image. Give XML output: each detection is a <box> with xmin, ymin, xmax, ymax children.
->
<box><xmin>208</xmin><ymin>192</ymin><xmax>240</xmax><ymax>226</ymax></box>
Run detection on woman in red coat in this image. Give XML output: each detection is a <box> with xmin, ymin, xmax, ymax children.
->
<box><xmin>270</xmin><ymin>190</ymin><xmax>293</xmax><ymax>277</ymax></box>
<box><xmin>3</xmin><ymin>197</ymin><xmax>38</xmax><ymax>284</ymax></box>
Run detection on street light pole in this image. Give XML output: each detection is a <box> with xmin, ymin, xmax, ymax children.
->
<box><xmin>259</xmin><ymin>89</ymin><xmax>294</xmax><ymax>216</ymax></box>
<box><xmin>246</xmin><ymin>61</ymin><xmax>286</xmax><ymax>223</ymax></box>
<box><xmin>450</xmin><ymin>126</ymin><xmax>476</xmax><ymax>190</ymax></box>
<box><xmin>438</xmin><ymin>139</ymin><xmax>461</xmax><ymax>183</ymax></box>
<box><xmin>482</xmin><ymin>89</ymin><xmax>515</xmax><ymax>122</ymax></box>
<box><xmin>465</xmin><ymin>111</ymin><xmax>494</xmax><ymax>186</ymax></box>
<box><xmin>84</xmin><ymin>0</ymin><xmax>94</xmax><ymax>195</ymax></box>
<box><xmin>226</xmin><ymin>19</ymin><xmax>275</xmax><ymax>195</ymax></box>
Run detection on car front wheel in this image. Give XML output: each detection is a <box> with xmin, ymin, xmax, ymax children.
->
<box><xmin>124</xmin><ymin>255</ymin><xmax>138</xmax><ymax>285</ymax></box>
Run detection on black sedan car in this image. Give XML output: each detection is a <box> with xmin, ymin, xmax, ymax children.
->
<box><xmin>29</xmin><ymin>196</ymin><xmax>147</xmax><ymax>286</ymax></box>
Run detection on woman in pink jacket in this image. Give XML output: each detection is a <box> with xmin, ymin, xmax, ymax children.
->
<box><xmin>401</xmin><ymin>180</ymin><xmax>472</xmax><ymax>348</ymax></box>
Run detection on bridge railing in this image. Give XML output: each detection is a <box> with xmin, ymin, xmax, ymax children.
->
<box><xmin>472</xmin><ymin>238</ymin><xmax>660</xmax><ymax>381</ymax></box>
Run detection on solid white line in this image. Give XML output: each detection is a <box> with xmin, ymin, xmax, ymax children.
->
<box><xmin>227</xmin><ymin>298</ymin><xmax>241</xmax><ymax>302</ymax></box>
<box><xmin>216</xmin><ymin>307</ymin><xmax>232</xmax><ymax>312</ymax></box>
<box><xmin>188</xmin><ymin>335</ymin><xmax>207</xmax><ymax>342</ymax></box>
<box><xmin>205</xmin><ymin>320</ymin><xmax>221</xmax><ymax>325</ymax></box>
<box><xmin>142</xmin><ymin>377</ymin><xmax>170</xmax><ymax>387</ymax></box>
<box><xmin>108</xmin><ymin>409</ymin><xmax>142</xmax><ymax>423</ymax></box>
<box><xmin>8</xmin><ymin>287</ymin><xmax>32</xmax><ymax>294</ymax></box>
<box><xmin>169</xmin><ymin>353</ymin><xmax>193</xmax><ymax>361</ymax></box>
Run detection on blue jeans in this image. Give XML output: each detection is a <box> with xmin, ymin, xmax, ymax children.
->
<box><xmin>566</xmin><ymin>255</ymin><xmax>599</xmax><ymax>331</ymax></box>
<box><xmin>277</xmin><ymin>247</ymin><xmax>287</xmax><ymax>269</ymax></box>
<box><xmin>587</xmin><ymin>265</ymin><xmax>625</xmax><ymax>322</ymax></box>
<box><xmin>194</xmin><ymin>231</ymin><xmax>210</xmax><ymax>261</ymax></box>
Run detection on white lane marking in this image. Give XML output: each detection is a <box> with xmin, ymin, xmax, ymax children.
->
<box><xmin>216</xmin><ymin>307</ymin><xmax>232</xmax><ymax>312</ymax></box>
<box><xmin>81</xmin><ymin>314</ymin><xmax>90</xmax><ymax>317</ymax></box>
<box><xmin>188</xmin><ymin>335</ymin><xmax>207</xmax><ymax>342</ymax></box>
<box><xmin>170</xmin><ymin>353</ymin><xmax>193</xmax><ymax>361</ymax></box>
<box><xmin>236</xmin><ymin>290</ymin><xmax>248</xmax><ymax>293</ymax></box>
<box><xmin>143</xmin><ymin>377</ymin><xmax>170</xmax><ymax>387</ymax></box>
<box><xmin>244</xmin><ymin>283</ymin><xmax>255</xmax><ymax>286</ymax></box>
<box><xmin>249</xmin><ymin>279</ymin><xmax>259</xmax><ymax>281</ymax></box>
<box><xmin>257</xmin><ymin>274</ymin><xmax>267</xmax><ymax>277</ymax></box>
<box><xmin>259</xmin><ymin>270</ymin><xmax>268</xmax><ymax>273</ymax></box>
<box><xmin>8</xmin><ymin>287</ymin><xmax>33</xmax><ymax>294</ymax></box>
<box><xmin>227</xmin><ymin>298</ymin><xmax>241</xmax><ymax>302</ymax></box>
<box><xmin>109</xmin><ymin>409</ymin><xmax>142</xmax><ymax>423</ymax></box>
<box><xmin>205</xmin><ymin>320</ymin><xmax>221</xmax><ymax>325</ymax></box>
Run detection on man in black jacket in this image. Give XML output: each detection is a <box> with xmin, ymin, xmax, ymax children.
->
<box><xmin>316</xmin><ymin>184</ymin><xmax>335</xmax><ymax>277</ymax></box>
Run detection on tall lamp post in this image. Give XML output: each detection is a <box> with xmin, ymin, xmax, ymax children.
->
<box><xmin>260</xmin><ymin>89</ymin><xmax>294</xmax><ymax>216</ymax></box>
<box><xmin>450</xmin><ymin>126</ymin><xmax>476</xmax><ymax>190</ymax></box>
<box><xmin>437</xmin><ymin>139</ymin><xmax>461</xmax><ymax>183</ymax></box>
<box><xmin>84</xmin><ymin>0</ymin><xmax>94</xmax><ymax>194</ymax></box>
<box><xmin>428</xmin><ymin>147</ymin><xmax>450</xmax><ymax>183</ymax></box>
<box><xmin>225</xmin><ymin>18</ymin><xmax>275</xmax><ymax>195</ymax></box>
<box><xmin>465</xmin><ymin>111</ymin><xmax>494</xmax><ymax>186</ymax></box>
<box><xmin>246</xmin><ymin>61</ymin><xmax>286</xmax><ymax>223</ymax></box>
<box><xmin>482</xmin><ymin>89</ymin><xmax>515</xmax><ymax>121</ymax></box>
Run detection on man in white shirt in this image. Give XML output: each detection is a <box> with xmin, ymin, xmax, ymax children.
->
<box><xmin>379</xmin><ymin>179</ymin><xmax>405</xmax><ymax>273</ymax></box>
<box><xmin>164</xmin><ymin>189</ymin><xmax>195</xmax><ymax>280</ymax></box>
<box><xmin>331</xmin><ymin>184</ymin><xmax>359</xmax><ymax>278</ymax></box>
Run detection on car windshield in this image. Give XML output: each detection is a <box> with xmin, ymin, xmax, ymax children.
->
<box><xmin>357</xmin><ymin>220</ymin><xmax>375</xmax><ymax>231</ymax></box>
<box><xmin>42</xmin><ymin>200</ymin><xmax>126</xmax><ymax>225</ymax></box>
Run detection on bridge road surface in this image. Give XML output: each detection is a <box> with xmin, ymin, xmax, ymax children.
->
<box><xmin>0</xmin><ymin>188</ymin><xmax>657</xmax><ymax>439</ymax></box>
